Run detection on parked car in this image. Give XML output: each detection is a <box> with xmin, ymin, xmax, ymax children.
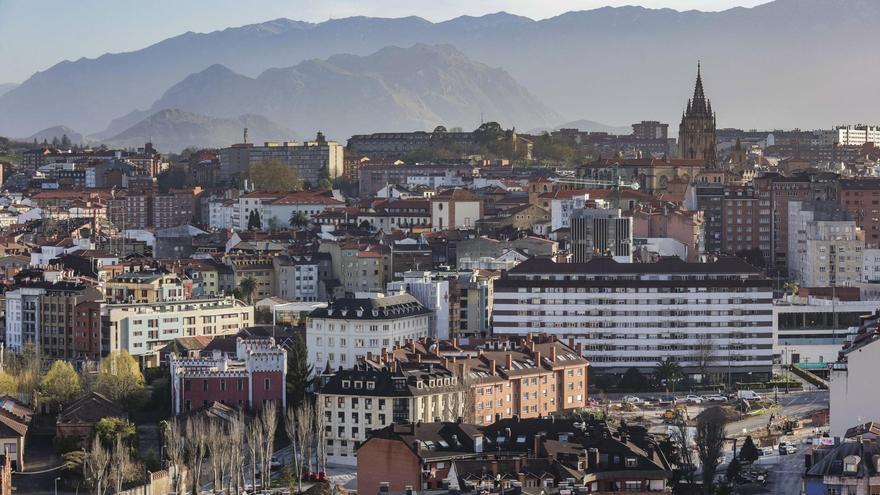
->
<box><xmin>779</xmin><ymin>442</ymin><xmax>797</xmax><ymax>455</ymax></box>
<box><xmin>703</xmin><ymin>394</ymin><xmax>726</xmax><ymax>402</ymax></box>
<box><xmin>737</xmin><ymin>390</ymin><xmax>762</xmax><ymax>401</ymax></box>
<box><xmin>761</xmin><ymin>446</ymin><xmax>775</xmax><ymax>456</ymax></box>
<box><xmin>622</xmin><ymin>395</ymin><xmax>643</xmax><ymax>404</ymax></box>
<box><xmin>685</xmin><ymin>394</ymin><xmax>703</xmax><ymax>404</ymax></box>
<box><xmin>658</xmin><ymin>395</ymin><xmax>677</xmax><ymax>406</ymax></box>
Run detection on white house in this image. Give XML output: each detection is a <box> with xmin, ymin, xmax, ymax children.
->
<box><xmin>830</xmin><ymin>322</ymin><xmax>880</xmax><ymax>437</ymax></box>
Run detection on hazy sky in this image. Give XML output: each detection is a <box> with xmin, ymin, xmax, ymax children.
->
<box><xmin>0</xmin><ymin>0</ymin><xmax>768</xmax><ymax>83</ymax></box>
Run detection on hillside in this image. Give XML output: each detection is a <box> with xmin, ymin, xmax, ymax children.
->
<box><xmin>102</xmin><ymin>109</ymin><xmax>293</xmax><ymax>152</ymax></box>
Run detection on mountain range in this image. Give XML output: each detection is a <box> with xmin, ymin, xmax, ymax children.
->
<box><xmin>2</xmin><ymin>0</ymin><xmax>879</xmax><ymax>139</ymax></box>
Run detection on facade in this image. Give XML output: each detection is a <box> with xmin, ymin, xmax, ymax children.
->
<box><xmin>318</xmin><ymin>361</ymin><xmax>464</xmax><ymax>465</ymax></box>
<box><xmin>830</xmin><ymin>315</ymin><xmax>880</xmax><ymax>437</ymax></box>
<box><xmin>233</xmin><ymin>191</ymin><xmax>343</xmax><ymax>231</ymax></box>
<box><xmin>306</xmin><ymin>294</ymin><xmax>430</xmax><ymax>373</ymax></box>
<box><xmin>388</xmin><ymin>271</ymin><xmax>451</xmax><ymax>340</ymax></box>
<box><xmin>104</xmin><ymin>270</ymin><xmax>186</xmax><ymax>304</ymax></box>
<box><xmin>787</xmin><ymin>201</ymin><xmax>864</xmax><ymax>287</ymax></box>
<box><xmin>818</xmin><ymin>125</ymin><xmax>880</xmax><ymax>146</ymax></box>
<box><xmin>169</xmin><ymin>337</ymin><xmax>287</xmax><ymax>415</ymax></box>
<box><xmin>569</xmin><ymin>207</ymin><xmax>632</xmax><ymax>263</ymax></box>
<box><xmin>431</xmin><ymin>188</ymin><xmax>483</xmax><ymax>231</ymax></box>
<box><xmin>4</xmin><ymin>286</ymin><xmax>46</xmax><ymax>352</ymax></box>
<box><xmin>632</xmin><ymin>205</ymin><xmax>704</xmax><ymax>262</ymax></box>
<box><xmin>840</xmin><ymin>178</ymin><xmax>880</xmax><ymax>248</ymax></box>
<box><xmin>678</xmin><ymin>64</ymin><xmax>717</xmax><ymax>167</ymax></box>
<box><xmin>721</xmin><ymin>185</ymin><xmax>772</xmax><ymax>258</ymax></box>
<box><xmin>273</xmin><ymin>254</ymin><xmax>322</xmax><ymax>302</ymax></box>
<box><xmin>103</xmin><ymin>297</ymin><xmax>253</xmax><ymax>366</ymax></box>
<box><xmin>685</xmin><ymin>182</ymin><xmax>725</xmax><ymax>254</ymax></box>
<box><xmin>220</xmin><ymin>134</ymin><xmax>344</xmax><ymax>185</ymax></box>
<box><xmin>492</xmin><ymin>257</ymin><xmax>774</xmax><ymax>380</ymax></box>
<box><xmin>152</xmin><ymin>188</ymin><xmax>199</xmax><ymax>229</ymax></box>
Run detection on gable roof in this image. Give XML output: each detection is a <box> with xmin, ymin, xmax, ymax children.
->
<box><xmin>58</xmin><ymin>392</ymin><xmax>126</xmax><ymax>425</ymax></box>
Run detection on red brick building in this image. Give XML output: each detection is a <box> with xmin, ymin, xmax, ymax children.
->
<box><xmin>169</xmin><ymin>337</ymin><xmax>286</xmax><ymax>415</ymax></box>
<box><xmin>73</xmin><ymin>300</ymin><xmax>103</xmax><ymax>361</ymax></box>
<box><xmin>840</xmin><ymin>178</ymin><xmax>880</xmax><ymax>248</ymax></box>
<box><xmin>721</xmin><ymin>185</ymin><xmax>771</xmax><ymax>259</ymax></box>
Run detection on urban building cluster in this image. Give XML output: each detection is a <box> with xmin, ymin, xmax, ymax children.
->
<box><xmin>3</xmin><ymin>63</ymin><xmax>880</xmax><ymax>495</ymax></box>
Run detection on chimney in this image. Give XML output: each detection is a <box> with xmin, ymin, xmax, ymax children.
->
<box><xmin>453</xmin><ymin>337</ymin><xmax>459</xmax><ymax>348</ymax></box>
<box><xmin>410</xmin><ymin>340</ymin><xmax>417</xmax><ymax>352</ymax></box>
<box><xmin>457</xmin><ymin>362</ymin><xmax>466</xmax><ymax>377</ymax></box>
<box><xmin>443</xmin><ymin>357</ymin><xmax>450</xmax><ymax>370</ymax></box>
<box><xmin>490</xmin><ymin>460</ymin><xmax>499</xmax><ymax>475</ymax></box>
<box><xmin>490</xmin><ymin>359</ymin><xmax>496</xmax><ymax>375</ymax></box>
<box><xmin>367</xmin><ymin>351</ymin><xmax>373</xmax><ymax>362</ymax></box>
<box><xmin>568</xmin><ymin>338</ymin><xmax>575</xmax><ymax>349</ymax></box>
<box><xmin>506</xmin><ymin>354</ymin><xmax>513</xmax><ymax>369</ymax></box>
<box><xmin>550</xmin><ymin>346</ymin><xmax>557</xmax><ymax>362</ymax></box>
<box><xmin>533</xmin><ymin>433</ymin><xmax>545</xmax><ymax>457</ymax></box>
<box><xmin>587</xmin><ymin>448</ymin><xmax>599</xmax><ymax>470</ymax></box>
<box><xmin>576</xmin><ymin>343</ymin><xmax>583</xmax><ymax>356</ymax></box>
<box><xmin>417</xmin><ymin>354</ymin><xmax>422</xmax><ymax>364</ymax></box>
<box><xmin>534</xmin><ymin>351</ymin><xmax>541</xmax><ymax>367</ymax></box>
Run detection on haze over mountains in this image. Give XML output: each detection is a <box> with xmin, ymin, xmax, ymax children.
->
<box><xmin>1</xmin><ymin>0</ymin><xmax>878</xmax><ymax>143</ymax></box>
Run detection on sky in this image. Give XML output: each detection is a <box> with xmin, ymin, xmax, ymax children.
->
<box><xmin>0</xmin><ymin>0</ymin><xmax>769</xmax><ymax>84</ymax></box>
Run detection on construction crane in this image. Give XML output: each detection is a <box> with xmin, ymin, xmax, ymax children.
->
<box><xmin>550</xmin><ymin>174</ymin><xmax>640</xmax><ymax>209</ymax></box>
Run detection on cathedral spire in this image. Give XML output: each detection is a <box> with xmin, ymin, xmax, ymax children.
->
<box><xmin>691</xmin><ymin>62</ymin><xmax>708</xmax><ymax>115</ymax></box>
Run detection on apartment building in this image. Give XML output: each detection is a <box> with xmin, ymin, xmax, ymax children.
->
<box><xmin>632</xmin><ymin>205</ymin><xmax>704</xmax><ymax>262</ymax></box>
<box><xmin>220</xmin><ymin>134</ymin><xmax>344</xmax><ymax>185</ymax></box>
<box><xmin>787</xmin><ymin>201</ymin><xmax>864</xmax><ymax>287</ymax></box>
<box><xmin>388</xmin><ymin>271</ymin><xmax>452</xmax><ymax>339</ymax></box>
<box><xmin>381</xmin><ymin>334</ymin><xmax>589</xmax><ymax>425</ymax></box>
<box><xmin>839</xmin><ymin>178</ymin><xmax>880</xmax><ymax>248</ymax></box>
<box><xmin>233</xmin><ymin>191</ymin><xmax>343</xmax><ymax>231</ymax></box>
<box><xmin>570</xmin><ymin>207</ymin><xmax>632</xmax><ymax>263</ymax></box>
<box><xmin>104</xmin><ymin>297</ymin><xmax>254</xmax><ymax>366</ymax></box>
<box><xmin>169</xmin><ymin>337</ymin><xmax>286</xmax><ymax>415</ymax></box>
<box><xmin>721</xmin><ymin>185</ymin><xmax>772</xmax><ymax>259</ymax></box>
<box><xmin>306</xmin><ymin>294</ymin><xmax>430</xmax><ymax>373</ymax></box>
<box><xmin>224</xmin><ymin>254</ymin><xmax>275</xmax><ymax>301</ymax></box>
<box><xmin>273</xmin><ymin>254</ymin><xmax>321</xmax><ymax>302</ymax></box>
<box><xmin>818</xmin><ymin>125</ymin><xmax>880</xmax><ymax>146</ymax></box>
<box><xmin>431</xmin><ymin>188</ymin><xmax>483</xmax><ymax>232</ymax></box>
<box><xmin>492</xmin><ymin>257</ymin><xmax>774</xmax><ymax>381</ymax></box>
<box><xmin>319</xmin><ymin>241</ymin><xmax>389</xmax><ymax>295</ymax></box>
<box><xmin>318</xmin><ymin>361</ymin><xmax>463</xmax><ymax>465</ymax></box>
<box><xmin>104</xmin><ymin>270</ymin><xmax>187</xmax><ymax>304</ymax></box>
<box><xmin>152</xmin><ymin>188</ymin><xmax>199</xmax><ymax>229</ymax></box>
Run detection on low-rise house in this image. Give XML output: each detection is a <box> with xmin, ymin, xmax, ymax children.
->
<box><xmin>0</xmin><ymin>410</ymin><xmax>27</xmax><ymax>471</ymax></box>
<box><xmin>56</xmin><ymin>392</ymin><xmax>126</xmax><ymax>445</ymax></box>
<box><xmin>804</xmin><ymin>434</ymin><xmax>880</xmax><ymax>495</ymax></box>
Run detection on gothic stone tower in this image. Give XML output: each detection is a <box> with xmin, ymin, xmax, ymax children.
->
<box><xmin>678</xmin><ymin>63</ymin><xmax>717</xmax><ymax>168</ymax></box>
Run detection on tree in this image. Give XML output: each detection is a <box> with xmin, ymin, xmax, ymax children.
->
<box><xmin>238</xmin><ymin>277</ymin><xmax>257</xmax><ymax>304</ymax></box>
<box><xmin>738</xmin><ymin>435</ymin><xmax>760</xmax><ymax>465</ymax></box>
<box><xmin>161</xmin><ymin>419</ymin><xmax>186</xmax><ymax>495</ymax></box>
<box><xmin>61</xmin><ymin>134</ymin><xmax>71</xmax><ymax>148</ymax></box>
<box><xmin>40</xmin><ymin>360</ymin><xmax>82</xmax><ymax>408</ymax></box>
<box><xmin>157</xmin><ymin>165</ymin><xmax>189</xmax><ymax>193</ymax></box>
<box><xmin>248</xmin><ymin>159</ymin><xmax>302</xmax><ymax>192</ymax></box>
<box><xmin>83</xmin><ymin>436</ymin><xmax>110</xmax><ymax>495</ymax></box>
<box><xmin>185</xmin><ymin>416</ymin><xmax>208</xmax><ymax>495</ymax></box>
<box><xmin>95</xmin><ymin>417</ymin><xmax>137</xmax><ymax>447</ymax></box>
<box><xmin>289</xmin><ymin>211</ymin><xmax>309</xmax><ymax>230</ymax></box>
<box><xmin>0</xmin><ymin>371</ymin><xmax>17</xmax><ymax>396</ymax></box>
<box><xmin>95</xmin><ymin>351</ymin><xmax>145</xmax><ymax>407</ymax></box>
<box><xmin>245</xmin><ymin>414</ymin><xmax>263</xmax><ymax>491</ymax></box>
<box><xmin>317</xmin><ymin>178</ymin><xmax>333</xmax><ymax>191</ymax></box>
<box><xmin>726</xmin><ymin>457</ymin><xmax>741</xmax><ymax>486</ymax></box>
<box><xmin>260</xmin><ymin>402</ymin><xmax>278</xmax><ymax>485</ymax></box>
<box><xmin>286</xmin><ymin>335</ymin><xmax>313</xmax><ymax>407</ymax></box>
<box><xmin>285</xmin><ymin>404</ymin><xmax>304</xmax><ymax>494</ymax></box>
<box><xmin>670</xmin><ymin>417</ymin><xmax>695</xmax><ymax>489</ymax></box>
<box><xmin>109</xmin><ymin>436</ymin><xmax>134</xmax><ymax>495</ymax></box>
<box><xmin>695</xmin><ymin>407</ymin><xmax>728</xmax><ymax>495</ymax></box>
<box><xmin>618</xmin><ymin>367</ymin><xmax>649</xmax><ymax>391</ymax></box>
<box><xmin>655</xmin><ymin>358</ymin><xmax>684</xmax><ymax>392</ymax></box>
<box><xmin>247</xmin><ymin>209</ymin><xmax>262</xmax><ymax>230</ymax></box>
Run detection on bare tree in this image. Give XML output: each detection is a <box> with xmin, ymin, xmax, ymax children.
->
<box><xmin>695</xmin><ymin>407</ymin><xmax>728</xmax><ymax>495</ymax></box>
<box><xmin>83</xmin><ymin>436</ymin><xmax>110</xmax><ymax>495</ymax></box>
<box><xmin>260</xmin><ymin>402</ymin><xmax>279</xmax><ymax>485</ymax></box>
<box><xmin>296</xmin><ymin>399</ymin><xmax>315</xmax><ymax>473</ymax></box>
<box><xmin>670</xmin><ymin>417</ymin><xmax>696</xmax><ymax>488</ymax></box>
<box><xmin>206</xmin><ymin>419</ymin><xmax>226</xmax><ymax>492</ymax></box>
<box><xmin>692</xmin><ymin>333</ymin><xmax>717</xmax><ymax>384</ymax></box>
<box><xmin>246</xmin><ymin>413</ymin><xmax>264</xmax><ymax>491</ymax></box>
<box><xmin>227</xmin><ymin>412</ymin><xmax>245</xmax><ymax>495</ymax></box>
<box><xmin>285</xmin><ymin>403</ymin><xmax>304</xmax><ymax>494</ymax></box>
<box><xmin>162</xmin><ymin>419</ymin><xmax>186</xmax><ymax>495</ymax></box>
<box><xmin>185</xmin><ymin>416</ymin><xmax>209</xmax><ymax>495</ymax></box>
<box><xmin>314</xmin><ymin>398</ymin><xmax>327</xmax><ymax>473</ymax></box>
<box><xmin>109</xmin><ymin>437</ymin><xmax>133</xmax><ymax>495</ymax></box>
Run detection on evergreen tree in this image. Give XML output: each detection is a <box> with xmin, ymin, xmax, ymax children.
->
<box><xmin>61</xmin><ymin>134</ymin><xmax>71</xmax><ymax>147</ymax></box>
<box><xmin>286</xmin><ymin>335</ymin><xmax>313</xmax><ymax>407</ymax></box>
<box><xmin>739</xmin><ymin>435</ymin><xmax>760</xmax><ymax>465</ymax></box>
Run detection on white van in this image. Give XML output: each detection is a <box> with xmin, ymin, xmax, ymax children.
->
<box><xmin>737</xmin><ymin>390</ymin><xmax>762</xmax><ymax>401</ymax></box>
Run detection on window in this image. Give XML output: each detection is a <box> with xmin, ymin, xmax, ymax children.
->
<box><xmin>264</xmin><ymin>378</ymin><xmax>271</xmax><ymax>391</ymax></box>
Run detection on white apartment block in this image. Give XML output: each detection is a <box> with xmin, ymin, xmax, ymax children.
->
<box><xmin>387</xmin><ymin>271</ymin><xmax>451</xmax><ymax>340</ymax></box>
<box><xmin>273</xmin><ymin>255</ymin><xmax>321</xmax><ymax>302</ymax></box>
<box><xmin>788</xmin><ymin>201</ymin><xmax>864</xmax><ymax>287</ymax></box>
<box><xmin>550</xmin><ymin>193</ymin><xmax>600</xmax><ymax>232</ymax></box>
<box><xmin>4</xmin><ymin>287</ymin><xmax>46</xmax><ymax>351</ymax></box>
<box><xmin>318</xmin><ymin>362</ymin><xmax>464</xmax><ymax>465</ymax></box>
<box><xmin>234</xmin><ymin>191</ymin><xmax>342</xmax><ymax>231</ymax></box>
<box><xmin>492</xmin><ymin>257</ymin><xmax>774</xmax><ymax>381</ymax></box>
<box><xmin>819</xmin><ymin>125</ymin><xmax>880</xmax><ymax>147</ymax></box>
<box><xmin>104</xmin><ymin>297</ymin><xmax>254</xmax><ymax>366</ymax></box>
<box><xmin>830</xmin><ymin>319</ymin><xmax>880</xmax><ymax>437</ymax></box>
<box><xmin>306</xmin><ymin>294</ymin><xmax>430</xmax><ymax>374</ymax></box>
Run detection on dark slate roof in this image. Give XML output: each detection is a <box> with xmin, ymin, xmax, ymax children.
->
<box><xmin>57</xmin><ymin>392</ymin><xmax>126</xmax><ymax>425</ymax></box>
<box><xmin>508</xmin><ymin>256</ymin><xmax>762</xmax><ymax>276</ymax></box>
<box><xmin>320</xmin><ymin>362</ymin><xmax>458</xmax><ymax>397</ymax></box>
<box><xmin>309</xmin><ymin>294</ymin><xmax>430</xmax><ymax>320</ymax></box>
<box><xmin>806</xmin><ymin>440</ymin><xmax>880</xmax><ymax>478</ymax></box>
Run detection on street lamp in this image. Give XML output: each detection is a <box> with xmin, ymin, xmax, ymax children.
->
<box><xmin>55</xmin><ymin>476</ymin><xmax>61</xmax><ymax>495</ymax></box>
